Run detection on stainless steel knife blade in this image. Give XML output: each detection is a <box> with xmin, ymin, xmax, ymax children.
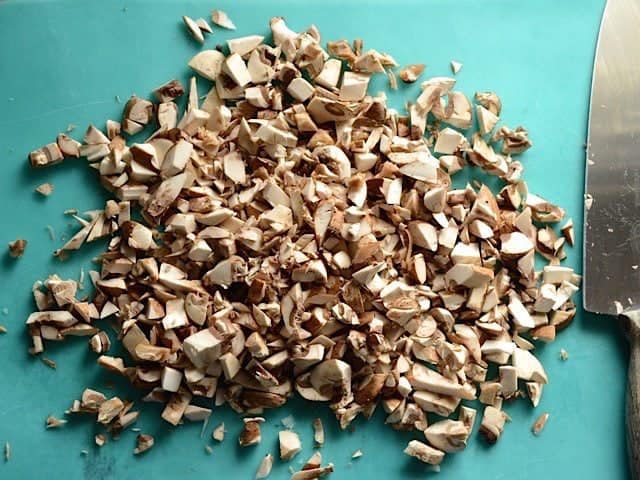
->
<box><xmin>584</xmin><ymin>0</ymin><xmax>640</xmax><ymax>315</ymax></box>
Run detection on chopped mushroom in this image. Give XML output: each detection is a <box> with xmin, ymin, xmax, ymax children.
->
<box><xmin>211</xmin><ymin>10</ymin><xmax>236</xmax><ymax>30</ymax></box>
<box><xmin>450</xmin><ymin>61</ymin><xmax>463</xmax><ymax>74</ymax></box>
<box><xmin>532</xmin><ymin>412</ymin><xmax>549</xmax><ymax>436</ymax></box>
<box><xmin>133</xmin><ymin>434</ymin><xmax>155</xmax><ymax>454</ymax></box>
<box><xmin>239</xmin><ymin>417</ymin><xmax>264</xmax><ymax>447</ymax></box>
<box><xmin>399</xmin><ymin>64</ymin><xmax>425</xmax><ymax>83</ymax></box>
<box><xmin>479</xmin><ymin>406</ymin><xmax>507</xmax><ymax>444</ymax></box>
<box><xmin>256</xmin><ymin>453</ymin><xmax>273</xmax><ymax>479</ymax></box>
<box><xmin>196</xmin><ymin>18</ymin><xmax>213</xmax><ymax>34</ymax></box>
<box><xmin>279</xmin><ymin>430</ymin><xmax>302</xmax><ymax>461</ymax></box>
<box><xmin>19</xmin><ymin>17</ymin><xmax>580</xmax><ymax>470</ymax></box>
<box><xmin>424</xmin><ymin>420</ymin><xmax>468</xmax><ymax>452</ymax></box>
<box><xmin>404</xmin><ymin>440</ymin><xmax>444</xmax><ymax>465</ymax></box>
<box><xmin>313</xmin><ymin>418</ymin><xmax>325</xmax><ymax>446</ymax></box>
<box><xmin>8</xmin><ymin>239</ymin><xmax>27</xmax><ymax>258</ymax></box>
<box><xmin>35</xmin><ymin>183</ymin><xmax>54</xmax><ymax>196</ymax></box>
<box><xmin>45</xmin><ymin>415</ymin><xmax>67</xmax><ymax>429</ymax></box>
<box><xmin>213</xmin><ymin>423</ymin><xmax>225</xmax><ymax>442</ymax></box>
<box><xmin>183</xmin><ymin>15</ymin><xmax>204</xmax><ymax>44</ymax></box>
<box><xmin>290</xmin><ymin>453</ymin><xmax>334</xmax><ymax>480</ymax></box>
<box><xmin>29</xmin><ymin>143</ymin><xmax>63</xmax><ymax>168</ymax></box>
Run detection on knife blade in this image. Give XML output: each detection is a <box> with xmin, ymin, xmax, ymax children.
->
<box><xmin>584</xmin><ymin>0</ymin><xmax>640</xmax><ymax>315</ymax></box>
<box><xmin>584</xmin><ymin>0</ymin><xmax>640</xmax><ymax>477</ymax></box>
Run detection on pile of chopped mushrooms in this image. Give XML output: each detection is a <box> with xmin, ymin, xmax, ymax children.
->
<box><xmin>21</xmin><ymin>13</ymin><xmax>578</xmax><ymax>469</ymax></box>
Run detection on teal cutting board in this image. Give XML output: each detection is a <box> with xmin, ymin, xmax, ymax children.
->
<box><xmin>0</xmin><ymin>0</ymin><xmax>627</xmax><ymax>479</ymax></box>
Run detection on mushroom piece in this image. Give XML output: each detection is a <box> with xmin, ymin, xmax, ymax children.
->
<box><xmin>424</xmin><ymin>419</ymin><xmax>468</xmax><ymax>453</ymax></box>
<box><xmin>313</xmin><ymin>418</ymin><xmax>325</xmax><ymax>446</ymax></box>
<box><xmin>404</xmin><ymin>440</ymin><xmax>445</xmax><ymax>465</ymax></box>
<box><xmin>279</xmin><ymin>430</ymin><xmax>302</xmax><ymax>460</ymax></box>
<box><xmin>310</xmin><ymin>359</ymin><xmax>352</xmax><ymax>399</ymax></box>
<box><xmin>255</xmin><ymin>453</ymin><xmax>273</xmax><ymax>479</ymax></box>
<box><xmin>479</xmin><ymin>406</ymin><xmax>507</xmax><ymax>444</ymax></box>
<box><xmin>399</xmin><ymin>64</ymin><xmax>425</xmax><ymax>83</ymax></box>
<box><xmin>133</xmin><ymin>434</ymin><xmax>155</xmax><ymax>455</ymax></box>
<box><xmin>532</xmin><ymin>412</ymin><xmax>549</xmax><ymax>435</ymax></box>
<box><xmin>239</xmin><ymin>417</ymin><xmax>265</xmax><ymax>447</ymax></box>
<box><xmin>8</xmin><ymin>239</ymin><xmax>27</xmax><ymax>258</ymax></box>
<box><xmin>183</xmin><ymin>15</ymin><xmax>204</xmax><ymax>44</ymax></box>
<box><xmin>512</xmin><ymin>348</ymin><xmax>548</xmax><ymax>383</ymax></box>
<box><xmin>213</xmin><ymin>423</ymin><xmax>225</xmax><ymax>442</ymax></box>
<box><xmin>211</xmin><ymin>9</ymin><xmax>236</xmax><ymax>30</ymax></box>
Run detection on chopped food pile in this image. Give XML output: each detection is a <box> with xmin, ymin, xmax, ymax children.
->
<box><xmin>18</xmin><ymin>11</ymin><xmax>579</xmax><ymax>470</ymax></box>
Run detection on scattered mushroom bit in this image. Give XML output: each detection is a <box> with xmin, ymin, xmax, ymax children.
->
<box><xmin>41</xmin><ymin>357</ymin><xmax>57</xmax><ymax>370</ymax></box>
<box><xmin>5</xmin><ymin>441</ymin><xmax>10</xmax><ymax>462</ymax></box>
<box><xmin>213</xmin><ymin>423</ymin><xmax>225</xmax><ymax>442</ymax></box>
<box><xmin>313</xmin><ymin>418</ymin><xmax>325</xmax><ymax>447</ymax></box>
<box><xmin>291</xmin><ymin>452</ymin><xmax>334</xmax><ymax>480</ymax></box>
<box><xmin>404</xmin><ymin>440</ymin><xmax>444</xmax><ymax>465</ymax></box>
<box><xmin>36</xmin><ymin>182</ymin><xmax>54</xmax><ymax>196</ymax></box>
<box><xmin>134</xmin><ymin>433</ymin><xmax>155</xmax><ymax>454</ymax></box>
<box><xmin>239</xmin><ymin>417</ymin><xmax>264</xmax><ymax>447</ymax></box>
<box><xmin>398</xmin><ymin>64</ymin><xmax>425</xmax><ymax>83</ymax></box>
<box><xmin>256</xmin><ymin>453</ymin><xmax>273</xmax><ymax>479</ymax></box>
<box><xmin>22</xmin><ymin>17</ymin><xmax>580</xmax><ymax>469</ymax></box>
<box><xmin>532</xmin><ymin>412</ymin><xmax>549</xmax><ymax>435</ymax></box>
<box><xmin>8</xmin><ymin>239</ymin><xmax>27</xmax><ymax>258</ymax></box>
<box><xmin>211</xmin><ymin>9</ymin><xmax>236</xmax><ymax>30</ymax></box>
<box><xmin>46</xmin><ymin>415</ymin><xmax>67</xmax><ymax>429</ymax></box>
<box><xmin>279</xmin><ymin>430</ymin><xmax>302</xmax><ymax>461</ymax></box>
<box><xmin>95</xmin><ymin>434</ymin><xmax>107</xmax><ymax>447</ymax></box>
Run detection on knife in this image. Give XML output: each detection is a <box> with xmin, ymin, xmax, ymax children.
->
<box><xmin>584</xmin><ymin>0</ymin><xmax>640</xmax><ymax>477</ymax></box>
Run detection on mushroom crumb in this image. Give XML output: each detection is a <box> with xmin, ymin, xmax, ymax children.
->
<box><xmin>352</xmin><ymin>449</ymin><xmax>363</xmax><ymax>458</ymax></box>
<box><xmin>585</xmin><ymin>194</ymin><xmax>594</xmax><ymax>210</ymax></box>
<box><xmin>35</xmin><ymin>183</ymin><xmax>54</xmax><ymax>196</ymax></box>
<box><xmin>404</xmin><ymin>440</ymin><xmax>444</xmax><ymax>465</ymax></box>
<box><xmin>46</xmin><ymin>415</ymin><xmax>67</xmax><ymax>429</ymax></box>
<box><xmin>213</xmin><ymin>423</ymin><xmax>225</xmax><ymax>442</ymax></box>
<box><xmin>290</xmin><ymin>452</ymin><xmax>334</xmax><ymax>480</ymax></box>
<box><xmin>183</xmin><ymin>15</ymin><xmax>204</xmax><ymax>44</ymax></box>
<box><xmin>239</xmin><ymin>417</ymin><xmax>264</xmax><ymax>447</ymax></box>
<box><xmin>95</xmin><ymin>434</ymin><xmax>107</xmax><ymax>447</ymax></box>
<box><xmin>211</xmin><ymin>9</ymin><xmax>236</xmax><ymax>30</ymax></box>
<box><xmin>4</xmin><ymin>442</ymin><xmax>10</xmax><ymax>462</ymax></box>
<box><xmin>399</xmin><ymin>64</ymin><xmax>425</xmax><ymax>83</ymax></box>
<box><xmin>560</xmin><ymin>349</ymin><xmax>569</xmax><ymax>361</ymax></box>
<box><xmin>21</xmin><ymin>16</ymin><xmax>579</xmax><ymax>470</ymax></box>
<box><xmin>279</xmin><ymin>430</ymin><xmax>302</xmax><ymax>461</ymax></box>
<box><xmin>8</xmin><ymin>239</ymin><xmax>27</xmax><ymax>258</ymax></box>
<box><xmin>134</xmin><ymin>434</ymin><xmax>154</xmax><ymax>454</ymax></box>
<box><xmin>255</xmin><ymin>453</ymin><xmax>273</xmax><ymax>479</ymax></box>
<box><xmin>313</xmin><ymin>418</ymin><xmax>325</xmax><ymax>447</ymax></box>
<box><xmin>532</xmin><ymin>412</ymin><xmax>549</xmax><ymax>435</ymax></box>
<box><xmin>41</xmin><ymin>357</ymin><xmax>57</xmax><ymax>369</ymax></box>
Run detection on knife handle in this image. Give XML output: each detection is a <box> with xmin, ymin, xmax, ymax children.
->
<box><xmin>623</xmin><ymin>310</ymin><xmax>640</xmax><ymax>480</ymax></box>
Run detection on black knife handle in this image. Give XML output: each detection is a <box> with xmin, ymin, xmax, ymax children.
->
<box><xmin>622</xmin><ymin>310</ymin><xmax>640</xmax><ymax>480</ymax></box>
